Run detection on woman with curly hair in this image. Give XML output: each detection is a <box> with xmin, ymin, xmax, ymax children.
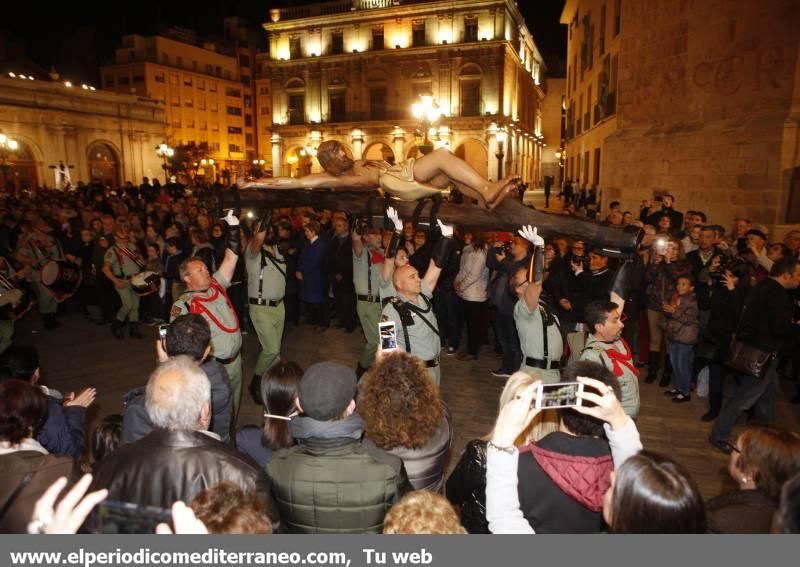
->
<box><xmin>383</xmin><ymin>490</ymin><xmax>465</xmax><ymax>534</ymax></box>
<box><xmin>359</xmin><ymin>352</ymin><xmax>451</xmax><ymax>492</ymax></box>
<box><xmin>706</xmin><ymin>426</ymin><xmax>800</xmax><ymax>533</ymax></box>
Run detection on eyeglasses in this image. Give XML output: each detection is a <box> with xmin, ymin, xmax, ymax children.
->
<box><xmin>725</xmin><ymin>441</ymin><xmax>741</xmax><ymax>454</ymax></box>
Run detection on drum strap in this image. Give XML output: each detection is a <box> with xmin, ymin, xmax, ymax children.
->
<box><xmin>186</xmin><ymin>279</ymin><xmax>240</xmax><ymax>334</ymax></box>
<box><xmin>114</xmin><ymin>244</ymin><xmax>146</xmax><ymax>274</ymax></box>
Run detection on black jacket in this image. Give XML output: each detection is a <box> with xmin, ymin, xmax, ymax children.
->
<box><xmin>517</xmin><ymin>432</ymin><xmax>613</xmax><ymax>533</ymax></box>
<box><xmin>121</xmin><ymin>359</ymin><xmax>232</xmax><ymax>443</ymax></box>
<box><xmin>736</xmin><ymin>278</ymin><xmax>793</xmax><ymax>352</ymax></box>
<box><xmin>445</xmin><ymin>439</ymin><xmax>489</xmax><ymax>534</ymax></box>
<box><xmin>91</xmin><ymin>429</ymin><xmax>279</xmax><ymax>526</ymax></box>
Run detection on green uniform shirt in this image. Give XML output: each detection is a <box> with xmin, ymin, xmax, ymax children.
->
<box><xmin>381</xmin><ymin>281</ymin><xmax>440</xmax><ymax>363</ymax></box>
<box><xmin>580</xmin><ymin>335</ymin><xmax>641</xmax><ymax>418</ymax></box>
<box><xmin>379</xmin><ymin>276</ymin><xmax>396</xmax><ymax>301</ymax></box>
<box><xmin>104</xmin><ymin>241</ymin><xmax>143</xmax><ymax>278</ymax></box>
<box><xmin>353</xmin><ymin>248</ymin><xmax>383</xmax><ymax>297</ymax></box>
<box><xmin>245</xmin><ymin>244</ymin><xmax>286</xmax><ymax>301</ymax></box>
<box><xmin>171</xmin><ymin>271</ymin><xmax>242</xmax><ymax>360</ymax></box>
<box><xmin>514</xmin><ymin>298</ymin><xmax>564</xmax><ymax>363</ymax></box>
<box><xmin>18</xmin><ymin>233</ymin><xmax>60</xmax><ymax>269</ymax></box>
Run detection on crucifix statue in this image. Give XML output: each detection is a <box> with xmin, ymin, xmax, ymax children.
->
<box><xmin>49</xmin><ymin>161</ymin><xmax>75</xmax><ymax>190</ymax></box>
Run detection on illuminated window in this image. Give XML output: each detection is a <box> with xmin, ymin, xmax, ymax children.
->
<box><xmin>412</xmin><ymin>21</ymin><xmax>425</xmax><ymax>47</ymax></box>
<box><xmin>372</xmin><ymin>26</ymin><xmax>384</xmax><ymax>50</ymax></box>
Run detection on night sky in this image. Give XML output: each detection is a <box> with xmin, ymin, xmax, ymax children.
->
<box><xmin>0</xmin><ymin>1</ymin><xmax>566</xmax><ymax>83</ymax></box>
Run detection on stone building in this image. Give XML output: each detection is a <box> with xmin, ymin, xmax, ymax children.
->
<box><xmin>258</xmin><ymin>0</ymin><xmax>547</xmax><ymax>184</ymax></box>
<box><xmin>0</xmin><ymin>72</ymin><xmax>165</xmax><ymax>193</ymax></box>
<box><xmin>101</xmin><ymin>18</ymin><xmax>260</xmax><ymax>183</ymax></box>
<box><xmin>562</xmin><ymin>0</ymin><xmax>800</xmax><ymax>232</ymax></box>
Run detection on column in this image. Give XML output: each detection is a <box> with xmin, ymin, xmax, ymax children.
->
<box><xmin>271</xmin><ymin>132</ymin><xmax>282</xmax><ymax>177</ymax></box>
<box><xmin>487</xmin><ymin>123</ymin><xmax>499</xmax><ymax>182</ymax></box>
<box><xmin>351</xmin><ymin>129</ymin><xmax>364</xmax><ymax>160</ymax></box>
<box><xmin>392</xmin><ymin>126</ymin><xmax>405</xmax><ymax>163</ymax></box>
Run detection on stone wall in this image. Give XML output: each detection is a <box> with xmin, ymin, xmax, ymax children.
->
<box><xmin>602</xmin><ymin>0</ymin><xmax>800</xmax><ymax>229</ymax></box>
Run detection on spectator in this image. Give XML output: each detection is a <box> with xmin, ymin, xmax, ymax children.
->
<box><xmin>92</xmin><ymin>356</ymin><xmax>277</xmax><ymax>526</ymax></box>
<box><xmin>267</xmin><ymin>361</ymin><xmax>410</xmax><ymax>533</ymax></box>
<box><xmin>190</xmin><ymin>482</ymin><xmax>273</xmax><ymax>534</ymax></box>
<box><xmin>0</xmin><ymin>380</ymin><xmax>80</xmax><ymax>533</ymax></box>
<box><xmin>121</xmin><ymin>314</ymin><xmax>232</xmax><ymax>443</ymax></box>
<box><xmin>383</xmin><ymin>491</ymin><xmax>466</xmax><ymax>534</ymax></box>
<box><xmin>296</xmin><ymin>220</ymin><xmax>328</xmax><ymax>330</ymax></box>
<box><xmin>327</xmin><ymin>216</ymin><xmax>357</xmax><ymax>332</ymax></box>
<box><xmin>454</xmin><ymin>231</ymin><xmax>490</xmax><ymax>360</ymax></box>
<box><xmin>641</xmin><ymin>195</ymin><xmax>684</xmax><ymax>236</ymax></box>
<box><xmin>236</xmin><ymin>360</ymin><xmax>302</xmax><ymax>469</ymax></box>
<box><xmin>662</xmin><ymin>275</ymin><xmax>700</xmax><ymax>402</ymax></box>
<box><xmin>360</xmin><ymin>352</ymin><xmax>451</xmax><ymax>492</ymax></box>
<box><xmin>90</xmin><ymin>414</ymin><xmax>123</xmax><ymax>467</ymax></box>
<box><xmin>777</xmin><ymin>472</ymin><xmax>800</xmax><ymax>533</ymax></box>
<box><xmin>706</xmin><ymin>426</ymin><xmax>800</xmax><ymax>533</ymax></box>
<box><xmin>711</xmin><ymin>257</ymin><xmax>800</xmax><ymax>452</ymax></box>
<box><xmin>0</xmin><ymin>346</ymin><xmax>95</xmax><ymax>460</ymax></box>
<box><xmin>446</xmin><ymin>372</ymin><xmax>558</xmax><ymax>534</ymax></box>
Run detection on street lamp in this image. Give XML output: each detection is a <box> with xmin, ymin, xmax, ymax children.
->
<box><xmin>155</xmin><ymin>142</ymin><xmax>174</xmax><ymax>183</ymax></box>
<box><xmin>411</xmin><ymin>95</ymin><xmax>441</xmax><ymax>155</ymax></box>
<box><xmin>495</xmin><ymin>128</ymin><xmax>507</xmax><ymax>179</ymax></box>
<box><xmin>0</xmin><ymin>132</ymin><xmax>20</xmax><ymax>194</ymax></box>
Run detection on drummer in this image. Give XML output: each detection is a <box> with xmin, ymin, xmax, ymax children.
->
<box><xmin>102</xmin><ymin>226</ymin><xmax>146</xmax><ymax>340</ymax></box>
<box><xmin>15</xmin><ymin>218</ymin><xmax>63</xmax><ymax>330</ymax></box>
<box><xmin>0</xmin><ymin>255</ymin><xmax>27</xmax><ymax>353</ymax></box>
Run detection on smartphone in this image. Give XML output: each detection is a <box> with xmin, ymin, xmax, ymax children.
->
<box><xmin>379</xmin><ymin>321</ymin><xmax>398</xmax><ymax>352</ymax></box>
<box><xmin>535</xmin><ymin>382</ymin><xmax>584</xmax><ymax>409</ymax></box>
<box><xmin>88</xmin><ymin>500</ymin><xmax>172</xmax><ymax>534</ymax></box>
<box><xmin>158</xmin><ymin>324</ymin><xmax>169</xmax><ymax>340</ymax></box>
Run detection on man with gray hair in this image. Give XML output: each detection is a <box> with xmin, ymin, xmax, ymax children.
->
<box><xmin>92</xmin><ymin>357</ymin><xmax>279</xmax><ymax>526</ymax></box>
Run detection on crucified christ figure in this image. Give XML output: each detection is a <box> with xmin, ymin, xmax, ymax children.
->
<box><xmin>242</xmin><ymin>140</ymin><xmax>520</xmax><ymax>210</ymax></box>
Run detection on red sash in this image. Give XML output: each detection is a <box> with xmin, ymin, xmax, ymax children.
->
<box><xmin>605</xmin><ymin>338</ymin><xmax>641</xmax><ymax>379</ymax></box>
<box><xmin>188</xmin><ymin>279</ymin><xmax>240</xmax><ymax>333</ymax></box>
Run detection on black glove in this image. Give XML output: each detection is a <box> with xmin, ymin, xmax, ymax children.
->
<box><xmin>254</xmin><ymin>210</ymin><xmax>273</xmax><ymax>235</ymax></box>
<box><xmin>431</xmin><ymin>234</ymin><xmax>454</xmax><ymax>269</ymax></box>
<box><xmin>353</xmin><ymin>216</ymin><xmax>368</xmax><ymax>237</ymax></box>
<box><xmin>610</xmin><ymin>259</ymin><xmax>634</xmax><ymax>302</ymax></box>
<box><xmin>529</xmin><ymin>245</ymin><xmax>545</xmax><ymax>284</ymax></box>
<box><xmin>386</xmin><ymin>230</ymin><xmax>402</xmax><ymax>259</ymax></box>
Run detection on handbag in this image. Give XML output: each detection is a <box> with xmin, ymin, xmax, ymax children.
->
<box><xmin>723</xmin><ymin>303</ymin><xmax>774</xmax><ymax>379</ymax></box>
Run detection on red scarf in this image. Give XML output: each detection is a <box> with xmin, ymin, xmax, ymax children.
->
<box><xmin>605</xmin><ymin>338</ymin><xmax>640</xmax><ymax>379</ymax></box>
<box><xmin>370</xmin><ymin>248</ymin><xmax>385</xmax><ymax>265</ymax></box>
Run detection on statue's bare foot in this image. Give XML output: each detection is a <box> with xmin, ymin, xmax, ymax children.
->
<box><xmin>484</xmin><ymin>176</ymin><xmax>521</xmax><ymax>209</ymax></box>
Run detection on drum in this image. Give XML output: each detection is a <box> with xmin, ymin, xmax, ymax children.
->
<box><xmin>40</xmin><ymin>260</ymin><xmax>82</xmax><ymax>303</ymax></box>
<box><xmin>130</xmin><ymin>271</ymin><xmax>161</xmax><ymax>296</ymax></box>
<box><xmin>0</xmin><ymin>280</ymin><xmax>33</xmax><ymax>320</ymax></box>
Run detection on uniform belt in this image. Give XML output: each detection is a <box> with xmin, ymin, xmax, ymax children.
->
<box><xmin>357</xmin><ymin>294</ymin><xmax>381</xmax><ymax>303</ymax></box>
<box><xmin>249</xmin><ymin>297</ymin><xmax>283</xmax><ymax>307</ymax></box>
<box><xmin>524</xmin><ymin>357</ymin><xmax>561</xmax><ymax>370</ymax></box>
<box><xmin>216</xmin><ymin>353</ymin><xmax>239</xmax><ymax>365</ymax></box>
<box><xmin>424</xmin><ymin>356</ymin><xmax>440</xmax><ymax>368</ymax></box>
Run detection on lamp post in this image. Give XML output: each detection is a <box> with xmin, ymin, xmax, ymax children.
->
<box><xmin>495</xmin><ymin>128</ymin><xmax>507</xmax><ymax>179</ymax></box>
<box><xmin>0</xmin><ymin>132</ymin><xmax>19</xmax><ymax>194</ymax></box>
<box><xmin>155</xmin><ymin>142</ymin><xmax>174</xmax><ymax>183</ymax></box>
<box><xmin>411</xmin><ymin>95</ymin><xmax>441</xmax><ymax>155</ymax></box>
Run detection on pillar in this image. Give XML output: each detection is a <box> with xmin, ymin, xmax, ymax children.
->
<box><xmin>271</xmin><ymin>132</ymin><xmax>282</xmax><ymax>177</ymax></box>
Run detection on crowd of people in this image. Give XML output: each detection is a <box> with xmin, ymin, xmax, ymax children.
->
<box><xmin>0</xmin><ymin>179</ymin><xmax>799</xmax><ymax>535</ymax></box>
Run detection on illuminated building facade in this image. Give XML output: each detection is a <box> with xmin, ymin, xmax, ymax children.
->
<box><xmin>258</xmin><ymin>0</ymin><xmax>547</xmax><ymax>184</ymax></box>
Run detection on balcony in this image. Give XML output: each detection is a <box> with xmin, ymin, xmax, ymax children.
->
<box><xmin>271</xmin><ymin>0</ymin><xmax>430</xmax><ymax>21</ymax></box>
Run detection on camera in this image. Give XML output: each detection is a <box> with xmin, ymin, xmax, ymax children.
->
<box><xmin>709</xmin><ymin>255</ymin><xmax>731</xmax><ymax>284</ymax></box>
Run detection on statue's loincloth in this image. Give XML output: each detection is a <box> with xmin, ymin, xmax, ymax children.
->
<box><xmin>377</xmin><ymin>158</ymin><xmax>444</xmax><ymax>200</ymax></box>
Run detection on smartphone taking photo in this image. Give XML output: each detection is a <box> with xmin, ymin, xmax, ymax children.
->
<box><xmin>379</xmin><ymin>321</ymin><xmax>398</xmax><ymax>352</ymax></box>
<box><xmin>535</xmin><ymin>382</ymin><xmax>584</xmax><ymax>409</ymax></box>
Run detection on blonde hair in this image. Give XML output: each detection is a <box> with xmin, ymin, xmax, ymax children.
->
<box><xmin>483</xmin><ymin>371</ymin><xmax>559</xmax><ymax>445</ymax></box>
<box><xmin>383</xmin><ymin>491</ymin><xmax>466</xmax><ymax>534</ymax></box>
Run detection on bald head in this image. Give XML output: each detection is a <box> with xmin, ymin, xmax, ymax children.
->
<box><xmin>145</xmin><ymin>356</ymin><xmax>211</xmax><ymax>431</ymax></box>
<box><xmin>393</xmin><ymin>264</ymin><xmax>422</xmax><ymax>298</ymax></box>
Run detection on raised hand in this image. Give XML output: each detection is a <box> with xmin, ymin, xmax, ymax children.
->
<box><xmin>221</xmin><ymin>209</ymin><xmax>240</xmax><ymax>227</ymax></box>
<box><xmin>437</xmin><ymin>219</ymin><xmax>454</xmax><ymax>238</ymax></box>
<box><xmin>387</xmin><ymin>207</ymin><xmax>403</xmax><ymax>232</ymax></box>
<box><xmin>28</xmin><ymin>475</ymin><xmax>108</xmax><ymax>534</ymax></box>
<box><xmin>518</xmin><ymin>225</ymin><xmax>544</xmax><ymax>247</ymax></box>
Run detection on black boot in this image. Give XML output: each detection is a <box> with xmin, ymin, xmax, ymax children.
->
<box><xmin>130</xmin><ymin>322</ymin><xmax>145</xmax><ymax>339</ymax></box>
<box><xmin>644</xmin><ymin>351</ymin><xmax>660</xmax><ymax>384</ymax></box>
<box><xmin>659</xmin><ymin>355</ymin><xmax>673</xmax><ymax>387</ymax></box>
<box><xmin>111</xmin><ymin>320</ymin><xmax>125</xmax><ymax>340</ymax></box>
<box><xmin>248</xmin><ymin>374</ymin><xmax>263</xmax><ymax>405</ymax></box>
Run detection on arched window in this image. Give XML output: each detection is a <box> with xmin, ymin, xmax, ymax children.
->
<box><xmin>285</xmin><ymin>78</ymin><xmax>305</xmax><ymax>125</ymax></box>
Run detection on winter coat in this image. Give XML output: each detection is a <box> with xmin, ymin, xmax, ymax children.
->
<box><xmin>706</xmin><ymin>489</ymin><xmax>777</xmax><ymax>534</ymax></box>
<box><xmin>517</xmin><ymin>431</ymin><xmax>614</xmax><ymax>533</ymax></box>
<box><xmin>0</xmin><ymin>440</ymin><xmax>79</xmax><ymax>533</ymax></box>
<box><xmin>35</xmin><ymin>396</ymin><xmax>86</xmax><ymax>461</ymax></box>
<box><xmin>297</xmin><ymin>237</ymin><xmax>327</xmax><ymax>303</ymax></box>
<box><xmin>267</xmin><ymin>414</ymin><xmax>410</xmax><ymax>533</ymax></box>
<box><xmin>363</xmin><ymin>414</ymin><xmax>451</xmax><ymax>492</ymax></box>
<box><xmin>91</xmin><ymin>429</ymin><xmax>279</xmax><ymax>526</ymax></box>
<box><xmin>665</xmin><ymin>292</ymin><xmax>700</xmax><ymax>345</ymax></box>
<box><xmin>645</xmin><ymin>260</ymin><xmax>690</xmax><ymax>312</ymax></box>
<box><xmin>455</xmin><ymin>245</ymin><xmax>490</xmax><ymax>302</ymax></box>
<box><xmin>445</xmin><ymin>439</ymin><xmax>490</xmax><ymax>534</ymax></box>
<box><xmin>120</xmin><ymin>360</ymin><xmax>232</xmax><ymax>443</ymax></box>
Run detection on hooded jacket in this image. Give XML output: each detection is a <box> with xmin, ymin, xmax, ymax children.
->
<box><xmin>267</xmin><ymin>414</ymin><xmax>410</xmax><ymax>534</ymax></box>
<box><xmin>517</xmin><ymin>431</ymin><xmax>613</xmax><ymax>533</ymax></box>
